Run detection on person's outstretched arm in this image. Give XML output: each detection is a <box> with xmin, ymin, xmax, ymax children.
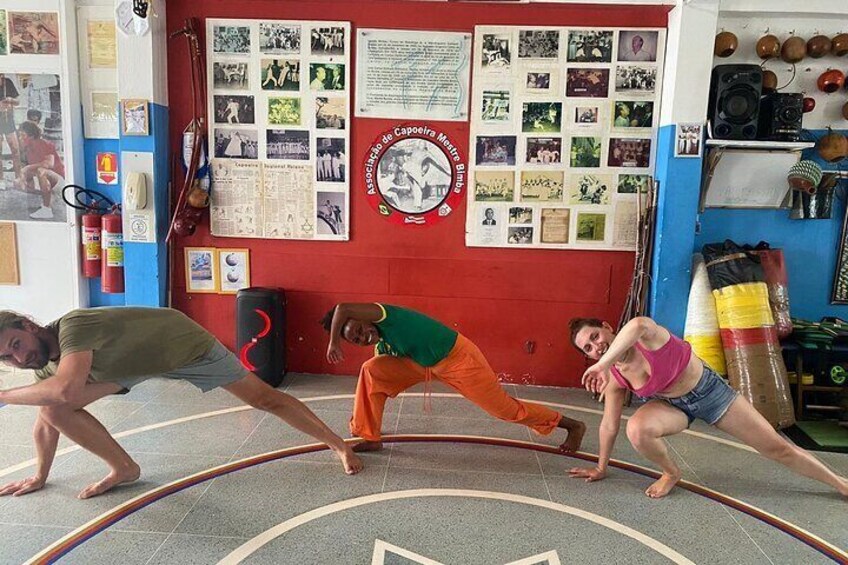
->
<box><xmin>582</xmin><ymin>317</ymin><xmax>669</xmax><ymax>394</ymax></box>
<box><xmin>568</xmin><ymin>381</ymin><xmax>626</xmax><ymax>482</ymax></box>
<box><xmin>0</xmin><ymin>414</ymin><xmax>59</xmax><ymax>496</ymax></box>
<box><xmin>326</xmin><ymin>303</ymin><xmax>384</xmax><ymax>363</ymax></box>
<box><xmin>0</xmin><ymin>351</ymin><xmax>91</xmax><ymax>406</ymax></box>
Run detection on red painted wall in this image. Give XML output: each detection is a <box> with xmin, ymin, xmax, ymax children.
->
<box><xmin>167</xmin><ymin>0</ymin><xmax>669</xmax><ymax>387</ymax></box>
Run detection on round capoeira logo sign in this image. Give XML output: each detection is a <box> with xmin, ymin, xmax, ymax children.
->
<box><xmin>364</xmin><ymin>124</ymin><xmax>466</xmax><ymax>225</ymax></box>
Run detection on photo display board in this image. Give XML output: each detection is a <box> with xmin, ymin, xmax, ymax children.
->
<box><xmin>207</xmin><ymin>19</ymin><xmax>351</xmax><ymax>240</ymax></box>
<box><xmin>467</xmin><ymin>26</ymin><xmax>665</xmax><ymax>250</ymax></box>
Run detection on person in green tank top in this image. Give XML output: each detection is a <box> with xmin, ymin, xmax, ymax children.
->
<box><xmin>322</xmin><ymin>303</ymin><xmax>586</xmax><ymax>453</ymax></box>
<box><xmin>0</xmin><ymin>307</ymin><xmax>362</xmax><ymax>500</ymax></box>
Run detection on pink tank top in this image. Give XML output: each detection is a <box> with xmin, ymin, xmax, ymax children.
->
<box><xmin>610</xmin><ymin>333</ymin><xmax>692</xmax><ymax>397</ymax></box>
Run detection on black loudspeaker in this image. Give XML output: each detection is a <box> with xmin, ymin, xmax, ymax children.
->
<box><xmin>236</xmin><ymin>287</ymin><xmax>286</xmax><ymax>387</ymax></box>
<box><xmin>708</xmin><ymin>64</ymin><xmax>763</xmax><ymax>140</ymax></box>
<box><xmin>758</xmin><ymin>93</ymin><xmax>803</xmax><ymax>142</ymax></box>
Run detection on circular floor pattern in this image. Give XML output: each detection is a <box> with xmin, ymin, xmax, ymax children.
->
<box><xmin>23</xmin><ymin>436</ymin><xmax>848</xmax><ymax>565</ymax></box>
<box><xmin>0</xmin><ymin>392</ymin><xmax>757</xmax><ymax>483</ymax></box>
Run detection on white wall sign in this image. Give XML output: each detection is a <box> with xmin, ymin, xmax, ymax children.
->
<box><xmin>355</xmin><ymin>28</ymin><xmax>472</xmax><ymax>121</ymax></box>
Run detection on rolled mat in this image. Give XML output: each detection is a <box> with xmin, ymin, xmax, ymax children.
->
<box><xmin>684</xmin><ymin>254</ymin><xmax>726</xmax><ymax>375</ymax></box>
<box><xmin>751</xmin><ymin>248</ymin><xmax>793</xmax><ymax>338</ymax></box>
<box><xmin>713</xmin><ymin>283</ymin><xmax>774</xmax><ymax>329</ymax></box>
<box><xmin>724</xmin><ymin>342</ymin><xmax>795</xmax><ymax>429</ymax></box>
<box><xmin>702</xmin><ymin>240</ymin><xmax>765</xmax><ymax>291</ymax></box>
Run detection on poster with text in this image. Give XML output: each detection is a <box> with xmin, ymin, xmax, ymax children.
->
<box><xmin>355</xmin><ymin>29</ymin><xmax>471</xmax><ymax>121</ymax></box>
<box><xmin>207</xmin><ymin>18</ymin><xmax>351</xmax><ymax>240</ymax></box>
<box><xmin>467</xmin><ymin>26</ymin><xmax>663</xmax><ymax>250</ymax></box>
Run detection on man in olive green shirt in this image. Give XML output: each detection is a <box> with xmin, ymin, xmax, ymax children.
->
<box><xmin>0</xmin><ymin>307</ymin><xmax>362</xmax><ymax>500</ymax></box>
<box><xmin>323</xmin><ymin>303</ymin><xmax>586</xmax><ymax>452</ymax></box>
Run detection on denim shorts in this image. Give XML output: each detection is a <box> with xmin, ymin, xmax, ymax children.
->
<box><xmin>658</xmin><ymin>365</ymin><xmax>739</xmax><ymax>426</ymax></box>
<box><xmin>116</xmin><ymin>340</ymin><xmax>249</xmax><ymax>393</ymax></box>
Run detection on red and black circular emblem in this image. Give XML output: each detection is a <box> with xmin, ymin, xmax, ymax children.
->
<box><xmin>363</xmin><ymin>124</ymin><xmax>466</xmax><ymax>225</ymax></box>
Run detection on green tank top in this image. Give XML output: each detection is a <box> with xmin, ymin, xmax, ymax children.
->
<box><xmin>374</xmin><ymin>304</ymin><xmax>458</xmax><ymax>367</ymax></box>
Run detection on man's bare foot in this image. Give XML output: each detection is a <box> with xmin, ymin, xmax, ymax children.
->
<box><xmin>78</xmin><ymin>462</ymin><xmax>140</xmax><ymax>499</ymax></box>
<box><xmin>838</xmin><ymin>477</ymin><xmax>848</xmax><ymax>498</ymax></box>
<box><xmin>352</xmin><ymin>440</ymin><xmax>384</xmax><ymax>453</ymax></box>
<box><xmin>558</xmin><ymin>420</ymin><xmax>586</xmax><ymax>453</ymax></box>
<box><xmin>645</xmin><ymin>471</ymin><xmax>680</xmax><ymax>499</ymax></box>
<box><xmin>337</xmin><ymin>446</ymin><xmax>364</xmax><ymax>475</ymax></box>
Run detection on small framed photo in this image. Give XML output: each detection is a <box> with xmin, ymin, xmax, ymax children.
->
<box><xmin>185</xmin><ymin>247</ymin><xmax>219</xmax><ymax>293</ymax></box>
<box><xmin>217</xmin><ymin>248</ymin><xmax>250</xmax><ymax>294</ymax></box>
<box><xmin>121</xmin><ymin>99</ymin><xmax>149</xmax><ymax>136</ymax></box>
<box><xmin>675</xmin><ymin>122</ymin><xmax>703</xmax><ymax>158</ymax></box>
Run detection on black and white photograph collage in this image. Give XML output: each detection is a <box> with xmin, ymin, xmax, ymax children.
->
<box><xmin>468</xmin><ymin>26</ymin><xmax>663</xmax><ymax>250</ymax></box>
<box><xmin>208</xmin><ymin>19</ymin><xmax>350</xmax><ymax>240</ymax></box>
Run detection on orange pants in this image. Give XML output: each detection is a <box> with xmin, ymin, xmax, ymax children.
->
<box><xmin>350</xmin><ymin>334</ymin><xmax>562</xmax><ymax>441</ymax></box>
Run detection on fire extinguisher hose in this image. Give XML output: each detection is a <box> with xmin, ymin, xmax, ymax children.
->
<box><xmin>62</xmin><ymin>184</ymin><xmax>117</xmax><ymax>213</ymax></box>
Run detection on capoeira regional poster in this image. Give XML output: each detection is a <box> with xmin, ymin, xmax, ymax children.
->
<box><xmin>467</xmin><ymin>26</ymin><xmax>665</xmax><ymax>250</ymax></box>
<box><xmin>207</xmin><ymin>19</ymin><xmax>351</xmax><ymax>240</ymax></box>
<box><xmin>364</xmin><ymin>124</ymin><xmax>466</xmax><ymax>226</ymax></box>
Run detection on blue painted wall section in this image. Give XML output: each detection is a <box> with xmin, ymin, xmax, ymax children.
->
<box><xmin>83</xmin><ymin>104</ymin><xmax>169</xmax><ymax>308</ymax></box>
<box><xmin>694</xmin><ymin>128</ymin><xmax>848</xmax><ymax>323</ymax></box>
<box><xmin>652</xmin><ymin>126</ymin><xmax>848</xmax><ymax>332</ymax></box>
<box><xmin>650</xmin><ymin>124</ymin><xmax>704</xmax><ymax>335</ymax></box>
<box><xmin>119</xmin><ymin>103</ymin><xmax>169</xmax><ymax>307</ymax></box>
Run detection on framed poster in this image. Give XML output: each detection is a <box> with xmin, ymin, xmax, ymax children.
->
<box><xmin>467</xmin><ymin>26</ymin><xmax>665</xmax><ymax>250</ymax></box>
<box><xmin>217</xmin><ymin>248</ymin><xmax>251</xmax><ymax>294</ymax></box>
<box><xmin>121</xmin><ymin>99</ymin><xmax>149</xmax><ymax>136</ymax></box>
<box><xmin>832</xmin><ymin>206</ymin><xmax>848</xmax><ymax>304</ymax></box>
<box><xmin>207</xmin><ymin>18</ymin><xmax>352</xmax><ymax>242</ymax></box>
<box><xmin>185</xmin><ymin>247</ymin><xmax>219</xmax><ymax>293</ymax></box>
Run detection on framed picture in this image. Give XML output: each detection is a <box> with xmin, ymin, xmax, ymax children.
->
<box><xmin>121</xmin><ymin>99</ymin><xmax>149</xmax><ymax>136</ymax></box>
<box><xmin>832</xmin><ymin>208</ymin><xmax>848</xmax><ymax>304</ymax></box>
<box><xmin>217</xmin><ymin>248</ymin><xmax>250</xmax><ymax>294</ymax></box>
<box><xmin>675</xmin><ymin>122</ymin><xmax>703</xmax><ymax>158</ymax></box>
<box><xmin>185</xmin><ymin>247</ymin><xmax>219</xmax><ymax>293</ymax></box>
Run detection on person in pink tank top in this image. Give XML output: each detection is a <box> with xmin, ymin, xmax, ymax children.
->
<box><xmin>567</xmin><ymin>316</ymin><xmax>848</xmax><ymax>500</ymax></box>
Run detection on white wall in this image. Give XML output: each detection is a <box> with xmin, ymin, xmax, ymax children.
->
<box><xmin>0</xmin><ymin>0</ymin><xmax>85</xmax><ymax>322</ymax></box>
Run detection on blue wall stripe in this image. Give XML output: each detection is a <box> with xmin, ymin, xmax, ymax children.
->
<box><xmin>120</xmin><ymin>103</ymin><xmax>169</xmax><ymax>307</ymax></box>
<box><xmin>650</xmin><ymin>124</ymin><xmax>703</xmax><ymax>335</ymax></box>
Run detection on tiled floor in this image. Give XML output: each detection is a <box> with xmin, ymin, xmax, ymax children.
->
<box><xmin>0</xmin><ymin>368</ymin><xmax>845</xmax><ymax>564</ymax></box>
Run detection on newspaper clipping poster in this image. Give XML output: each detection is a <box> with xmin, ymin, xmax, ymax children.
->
<box><xmin>207</xmin><ymin>19</ymin><xmax>351</xmax><ymax>241</ymax></box>
<box><xmin>356</xmin><ymin>29</ymin><xmax>471</xmax><ymax>121</ymax></box>
<box><xmin>466</xmin><ymin>26</ymin><xmax>664</xmax><ymax>251</ymax></box>
<box><xmin>210</xmin><ymin>160</ymin><xmax>263</xmax><ymax>237</ymax></box>
<box><xmin>263</xmin><ymin>162</ymin><xmax>315</xmax><ymax>238</ymax></box>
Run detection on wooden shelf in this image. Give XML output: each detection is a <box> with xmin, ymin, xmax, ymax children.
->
<box><xmin>705</xmin><ymin>139</ymin><xmax>815</xmax><ymax>151</ymax></box>
<box><xmin>802</xmin><ymin>385</ymin><xmax>844</xmax><ymax>393</ymax></box>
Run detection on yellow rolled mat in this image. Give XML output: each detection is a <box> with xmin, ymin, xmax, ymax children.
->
<box><xmin>714</xmin><ymin>282</ymin><xmax>775</xmax><ymax>329</ymax></box>
<box><xmin>685</xmin><ymin>333</ymin><xmax>727</xmax><ymax>376</ymax></box>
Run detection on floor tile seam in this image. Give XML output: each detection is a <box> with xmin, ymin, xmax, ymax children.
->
<box><xmin>105</xmin><ymin>396</ymin><xmax>154</xmax><ymax>433</ymax></box>
<box><xmin>0</xmin><ymin>520</ymin><xmax>74</xmax><ymax>530</ymax></box>
<box><xmin>381</xmin><ymin>398</ymin><xmax>403</xmax><ymax>493</ymax></box>
<box><xmin>384</xmin><ymin>462</ymin><xmax>544</xmax><ymax>479</ymax></box>
<box><xmin>142</xmin><ymin>480</ymin><xmax>219</xmax><ymax>565</ymax></box>
<box><xmin>227</xmin><ymin>412</ymin><xmax>270</xmax><ymax>463</ymax></box>
<box><xmin>666</xmin><ymin>441</ymin><xmax>777</xmax><ymax>564</ymax></box>
<box><xmin>528</xmin><ymin>427</ymin><xmax>554</xmax><ymax>502</ymax></box>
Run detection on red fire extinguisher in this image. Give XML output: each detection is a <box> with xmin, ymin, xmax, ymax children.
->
<box><xmin>101</xmin><ymin>209</ymin><xmax>124</xmax><ymax>294</ymax></box>
<box><xmin>81</xmin><ymin>211</ymin><xmax>101</xmax><ymax>278</ymax></box>
<box><xmin>63</xmin><ymin>184</ymin><xmax>124</xmax><ymax>293</ymax></box>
